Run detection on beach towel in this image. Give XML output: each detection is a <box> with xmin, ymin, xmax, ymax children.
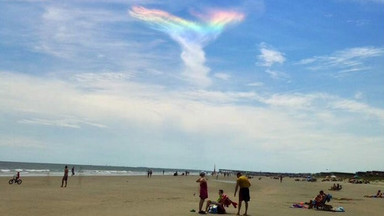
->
<box><xmin>290</xmin><ymin>202</ymin><xmax>308</xmax><ymax>209</ymax></box>
<box><xmin>333</xmin><ymin>207</ymin><xmax>345</xmax><ymax>212</ymax></box>
<box><xmin>221</xmin><ymin>194</ymin><xmax>238</xmax><ymax>208</ymax></box>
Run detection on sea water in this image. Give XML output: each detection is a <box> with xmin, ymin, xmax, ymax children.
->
<box><xmin>0</xmin><ymin>161</ymin><xmax>200</xmax><ymax>177</ymax></box>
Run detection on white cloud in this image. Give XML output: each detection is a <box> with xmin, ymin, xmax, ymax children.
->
<box><xmin>1</xmin><ymin>71</ymin><xmax>384</xmax><ymax>171</ymax></box>
<box><xmin>257</xmin><ymin>43</ymin><xmax>286</xmax><ymax>67</ymax></box>
<box><xmin>18</xmin><ymin>118</ymin><xmax>106</xmax><ymax>129</ymax></box>
<box><xmin>265</xmin><ymin>69</ymin><xmax>289</xmax><ymax>80</ymax></box>
<box><xmin>298</xmin><ymin>46</ymin><xmax>384</xmax><ymax>76</ymax></box>
<box><xmin>0</xmin><ymin>137</ymin><xmax>45</xmax><ymax>149</ymax></box>
<box><xmin>214</xmin><ymin>72</ymin><xmax>231</xmax><ymax>81</ymax></box>
<box><xmin>179</xmin><ymin>41</ymin><xmax>212</xmax><ymax>87</ymax></box>
<box><xmin>247</xmin><ymin>82</ymin><xmax>264</xmax><ymax>87</ymax></box>
<box><xmin>354</xmin><ymin>91</ymin><xmax>363</xmax><ymax>100</ymax></box>
<box><xmin>351</xmin><ymin>0</ymin><xmax>384</xmax><ymax>4</ymax></box>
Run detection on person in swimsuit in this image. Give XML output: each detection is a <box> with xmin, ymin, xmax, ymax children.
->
<box><xmin>61</xmin><ymin>165</ymin><xmax>69</xmax><ymax>187</ymax></box>
<box><xmin>364</xmin><ymin>190</ymin><xmax>383</xmax><ymax>198</ymax></box>
<box><xmin>196</xmin><ymin>172</ymin><xmax>208</xmax><ymax>214</ymax></box>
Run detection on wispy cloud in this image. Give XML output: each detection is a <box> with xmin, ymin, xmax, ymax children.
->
<box><xmin>18</xmin><ymin>118</ymin><xmax>106</xmax><ymax>129</ymax></box>
<box><xmin>1</xmin><ymin>71</ymin><xmax>384</xmax><ymax>170</ymax></box>
<box><xmin>298</xmin><ymin>46</ymin><xmax>384</xmax><ymax>77</ymax></box>
<box><xmin>0</xmin><ymin>137</ymin><xmax>45</xmax><ymax>149</ymax></box>
<box><xmin>265</xmin><ymin>69</ymin><xmax>289</xmax><ymax>80</ymax></box>
<box><xmin>247</xmin><ymin>82</ymin><xmax>264</xmax><ymax>87</ymax></box>
<box><xmin>129</xmin><ymin>6</ymin><xmax>244</xmax><ymax>88</ymax></box>
<box><xmin>351</xmin><ymin>0</ymin><xmax>384</xmax><ymax>4</ymax></box>
<box><xmin>214</xmin><ymin>72</ymin><xmax>231</xmax><ymax>80</ymax></box>
<box><xmin>27</xmin><ymin>4</ymin><xmax>178</xmax><ymax>76</ymax></box>
<box><xmin>257</xmin><ymin>43</ymin><xmax>286</xmax><ymax>67</ymax></box>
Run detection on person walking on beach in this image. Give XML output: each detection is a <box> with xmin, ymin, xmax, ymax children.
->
<box><xmin>71</xmin><ymin>166</ymin><xmax>75</xmax><ymax>176</ymax></box>
<box><xmin>234</xmin><ymin>172</ymin><xmax>251</xmax><ymax>216</ymax></box>
<box><xmin>61</xmin><ymin>166</ymin><xmax>69</xmax><ymax>187</ymax></box>
<box><xmin>196</xmin><ymin>172</ymin><xmax>208</xmax><ymax>214</ymax></box>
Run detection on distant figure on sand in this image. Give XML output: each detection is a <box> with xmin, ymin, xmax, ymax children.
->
<box><xmin>330</xmin><ymin>183</ymin><xmax>342</xmax><ymax>191</ymax></box>
<box><xmin>71</xmin><ymin>166</ymin><xmax>75</xmax><ymax>176</ymax></box>
<box><xmin>234</xmin><ymin>172</ymin><xmax>251</xmax><ymax>216</ymax></box>
<box><xmin>205</xmin><ymin>189</ymin><xmax>238</xmax><ymax>214</ymax></box>
<box><xmin>14</xmin><ymin>171</ymin><xmax>20</xmax><ymax>180</ymax></box>
<box><xmin>61</xmin><ymin>166</ymin><xmax>69</xmax><ymax>187</ymax></box>
<box><xmin>364</xmin><ymin>190</ymin><xmax>383</xmax><ymax>198</ymax></box>
<box><xmin>147</xmin><ymin>169</ymin><xmax>153</xmax><ymax>178</ymax></box>
<box><xmin>196</xmin><ymin>172</ymin><xmax>208</xmax><ymax>214</ymax></box>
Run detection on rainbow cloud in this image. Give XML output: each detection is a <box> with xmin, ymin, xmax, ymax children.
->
<box><xmin>129</xmin><ymin>6</ymin><xmax>244</xmax><ymax>87</ymax></box>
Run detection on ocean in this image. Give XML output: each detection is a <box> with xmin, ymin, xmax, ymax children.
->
<box><xmin>0</xmin><ymin>161</ymin><xmax>201</xmax><ymax>177</ymax></box>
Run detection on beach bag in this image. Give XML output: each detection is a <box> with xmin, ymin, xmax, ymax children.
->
<box><xmin>208</xmin><ymin>205</ymin><xmax>218</xmax><ymax>214</ymax></box>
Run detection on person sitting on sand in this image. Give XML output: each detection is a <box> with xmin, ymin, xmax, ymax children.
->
<box><xmin>308</xmin><ymin>190</ymin><xmax>332</xmax><ymax>210</ymax></box>
<box><xmin>330</xmin><ymin>183</ymin><xmax>342</xmax><ymax>191</ymax></box>
<box><xmin>364</xmin><ymin>190</ymin><xmax>383</xmax><ymax>198</ymax></box>
<box><xmin>205</xmin><ymin>189</ymin><xmax>238</xmax><ymax>214</ymax></box>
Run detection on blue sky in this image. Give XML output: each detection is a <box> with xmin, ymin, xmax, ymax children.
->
<box><xmin>0</xmin><ymin>0</ymin><xmax>383</xmax><ymax>173</ymax></box>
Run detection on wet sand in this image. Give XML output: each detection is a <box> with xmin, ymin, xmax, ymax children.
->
<box><xmin>1</xmin><ymin>175</ymin><xmax>383</xmax><ymax>215</ymax></box>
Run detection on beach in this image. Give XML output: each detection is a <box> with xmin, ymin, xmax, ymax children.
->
<box><xmin>1</xmin><ymin>175</ymin><xmax>383</xmax><ymax>216</ymax></box>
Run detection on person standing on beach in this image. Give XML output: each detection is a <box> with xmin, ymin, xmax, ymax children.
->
<box><xmin>196</xmin><ymin>172</ymin><xmax>208</xmax><ymax>214</ymax></box>
<box><xmin>234</xmin><ymin>172</ymin><xmax>251</xmax><ymax>215</ymax></box>
<box><xmin>71</xmin><ymin>166</ymin><xmax>75</xmax><ymax>176</ymax></box>
<box><xmin>61</xmin><ymin>166</ymin><xmax>69</xmax><ymax>187</ymax></box>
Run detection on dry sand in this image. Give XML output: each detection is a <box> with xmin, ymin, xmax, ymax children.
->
<box><xmin>1</xmin><ymin>175</ymin><xmax>383</xmax><ymax>215</ymax></box>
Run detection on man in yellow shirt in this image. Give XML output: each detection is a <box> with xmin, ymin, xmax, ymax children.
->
<box><xmin>234</xmin><ymin>172</ymin><xmax>251</xmax><ymax>215</ymax></box>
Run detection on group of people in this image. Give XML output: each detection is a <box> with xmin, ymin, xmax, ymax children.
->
<box><xmin>329</xmin><ymin>183</ymin><xmax>342</xmax><ymax>190</ymax></box>
<box><xmin>196</xmin><ymin>172</ymin><xmax>251</xmax><ymax>215</ymax></box>
<box><xmin>12</xmin><ymin>166</ymin><xmax>74</xmax><ymax>188</ymax></box>
<box><xmin>147</xmin><ymin>169</ymin><xmax>153</xmax><ymax>178</ymax></box>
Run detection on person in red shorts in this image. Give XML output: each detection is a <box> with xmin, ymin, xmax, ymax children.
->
<box><xmin>234</xmin><ymin>172</ymin><xmax>251</xmax><ymax>215</ymax></box>
<box><xmin>196</xmin><ymin>172</ymin><xmax>208</xmax><ymax>214</ymax></box>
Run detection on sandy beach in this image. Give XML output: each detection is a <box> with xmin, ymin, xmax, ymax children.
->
<box><xmin>1</xmin><ymin>175</ymin><xmax>383</xmax><ymax>216</ymax></box>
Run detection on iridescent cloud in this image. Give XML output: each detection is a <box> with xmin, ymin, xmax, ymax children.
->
<box><xmin>129</xmin><ymin>6</ymin><xmax>244</xmax><ymax>44</ymax></box>
<box><xmin>129</xmin><ymin>6</ymin><xmax>245</xmax><ymax>87</ymax></box>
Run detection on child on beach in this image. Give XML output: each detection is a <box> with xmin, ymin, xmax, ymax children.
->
<box><xmin>205</xmin><ymin>189</ymin><xmax>238</xmax><ymax>214</ymax></box>
<box><xmin>196</xmin><ymin>172</ymin><xmax>208</xmax><ymax>214</ymax></box>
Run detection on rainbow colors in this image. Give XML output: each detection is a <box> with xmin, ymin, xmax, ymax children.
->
<box><xmin>129</xmin><ymin>6</ymin><xmax>245</xmax><ymax>43</ymax></box>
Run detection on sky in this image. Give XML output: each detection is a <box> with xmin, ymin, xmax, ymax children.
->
<box><xmin>0</xmin><ymin>0</ymin><xmax>383</xmax><ymax>173</ymax></box>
